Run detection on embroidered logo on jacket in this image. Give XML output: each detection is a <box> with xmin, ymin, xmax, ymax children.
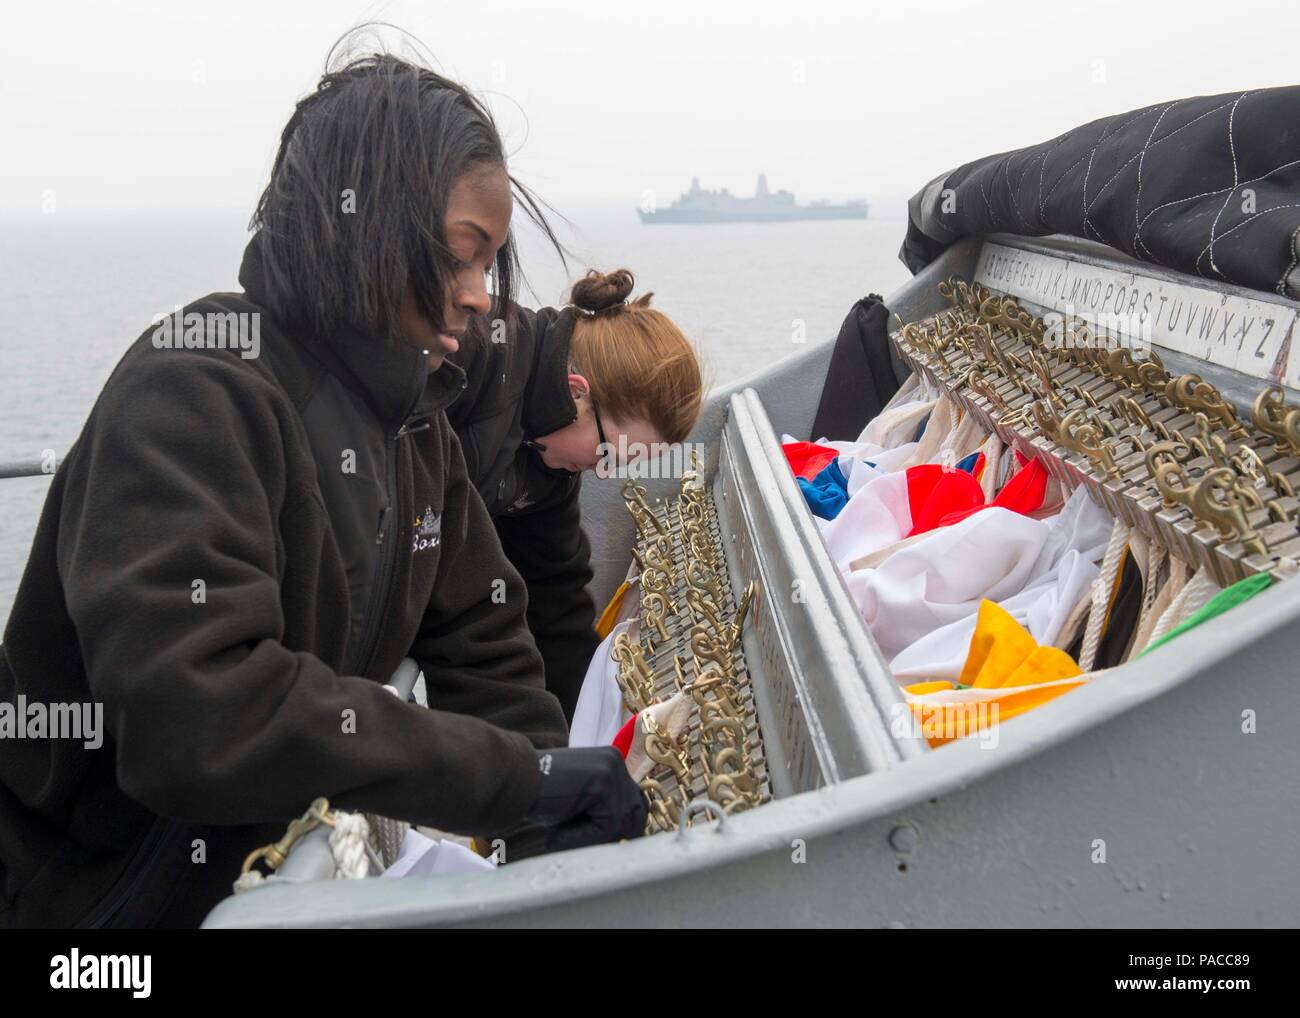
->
<box><xmin>508</xmin><ymin>489</ymin><xmax>534</xmax><ymax>513</ymax></box>
<box><xmin>412</xmin><ymin>505</ymin><xmax>441</xmax><ymax>554</ymax></box>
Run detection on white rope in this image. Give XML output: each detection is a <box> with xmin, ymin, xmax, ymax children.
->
<box><xmin>1130</xmin><ymin>555</ymin><xmax>1189</xmax><ymax>654</ymax></box>
<box><xmin>1079</xmin><ymin>519</ymin><xmax>1131</xmax><ymax>672</ymax></box>
<box><xmin>1168</xmin><ymin>555</ymin><xmax>1189</xmax><ymax>595</ymax></box>
<box><xmin>1145</xmin><ymin>565</ymin><xmax>1220</xmax><ymax>645</ymax></box>
<box><xmin>233</xmin><ymin>809</ymin><xmax>394</xmax><ymax>895</ymax></box>
<box><xmin>329</xmin><ymin>812</ymin><xmax>375</xmax><ymax>880</ymax></box>
<box><xmin>1144</xmin><ymin>540</ymin><xmax>1168</xmax><ymax>611</ymax></box>
<box><xmin>232</xmin><ymin>869</ymin><xmax>267</xmax><ymax>894</ymax></box>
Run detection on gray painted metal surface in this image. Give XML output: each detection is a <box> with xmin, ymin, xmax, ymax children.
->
<box><xmin>0</xmin><ymin>459</ymin><xmax>59</xmax><ymax>479</ymax></box>
<box><xmin>204</xmin><ymin>235</ymin><xmax>1300</xmax><ymax>927</ymax></box>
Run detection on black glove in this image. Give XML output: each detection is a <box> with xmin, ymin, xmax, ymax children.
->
<box><xmin>524</xmin><ymin>746</ymin><xmax>648</xmax><ymax>851</ymax></box>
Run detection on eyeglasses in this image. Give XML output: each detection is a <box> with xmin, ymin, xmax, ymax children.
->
<box><xmin>590</xmin><ymin>392</ymin><xmax>618</xmax><ymax>476</ymax></box>
<box><xmin>590</xmin><ymin>392</ymin><xmax>611</xmax><ymax>452</ymax></box>
<box><xmin>521</xmin><ymin>393</ymin><xmax>612</xmax><ymax>473</ymax></box>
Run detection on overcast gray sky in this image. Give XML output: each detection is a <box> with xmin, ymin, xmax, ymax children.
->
<box><xmin>3</xmin><ymin>0</ymin><xmax>1298</xmax><ymax>215</ymax></box>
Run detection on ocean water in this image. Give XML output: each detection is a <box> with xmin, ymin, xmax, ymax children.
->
<box><xmin>0</xmin><ymin>208</ymin><xmax>912</xmax><ymax>625</ymax></box>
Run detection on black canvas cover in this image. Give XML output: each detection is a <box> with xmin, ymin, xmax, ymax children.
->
<box><xmin>810</xmin><ymin>294</ymin><xmax>908</xmax><ymax>442</ymax></box>
<box><xmin>900</xmin><ymin>87</ymin><xmax>1300</xmax><ymax>300</ymax></box>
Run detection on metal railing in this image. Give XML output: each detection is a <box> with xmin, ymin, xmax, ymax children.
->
<box><xmin>0</xmin><ymin>459</ymin><xmax>60</xmax><ymax>479</ymax></box>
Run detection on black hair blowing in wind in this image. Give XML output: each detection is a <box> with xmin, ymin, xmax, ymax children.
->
<box><xmin>250</xmin><ymin>28</ymin><xmax>562</xmax><ymax>344</ymax></box>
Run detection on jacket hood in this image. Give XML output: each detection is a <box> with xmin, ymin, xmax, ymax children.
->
<box><xmin>521</xmin><ymin>305</ymin><xmax>579</xmax><ymax>440</ymax></box>
<box><xmin>238</xmin><ymin>232</ymin><xmax>465</xmax><ymax>427</ymax></box>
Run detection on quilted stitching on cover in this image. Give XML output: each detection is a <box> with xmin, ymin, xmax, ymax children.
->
<box><xmin>900</xmin><ymin>87</ymin><xmax>1300</xmax><ymax>299</ymax></box>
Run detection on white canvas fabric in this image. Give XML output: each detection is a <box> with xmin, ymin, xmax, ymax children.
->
<box><xmin>846</xmin><ymin>507</ymin><xmax>1046</xmax><ymax>661</ymax></box>
<box><xmin>847</xmin><ymin>487</ymin><xmax>1114</xmax><ymax>681</ymax></box>
<box><xmin>624</xmin><ymin>690</ymin><xmax>694</xmax><ymax>782</ymax></box>
<box><xmin>849</xmin><ymin>529</ymin><xmax>933</xmax><ymax>572</ymax></box>
<box><xmin>888</xmin><ymin>574</ymin><xmax>1099</xmax><ymax>681</ymax></box>
<box><xmin>905</xmin><ymin>392</ymin><xmax>959</xmax><ymax>467</ymax></box>
<box><xmin>881</xmin><ymin>370</ymin><xmax>921</xmax><ymax>412</ymax></box>
<box><xmin>569</xmin><ymin>619</ymin><xmax>634</xmax><ymax>748</ymax></box>
<box><xmin>974</xmin><ymin>432</ymin><xmax>1004</xmax><ymax>502</ymax></box>
<box><xmin>935</xmin><ymin>407</ymin><xmax>989</xmax><ymax>467</ymax></box>
<box><xmin>818</xmin><ymin>469</ymin><xmax>914</xmax><ymax>570</ymax></box>
<box><xmin>836</xmin><ymin>442</ymin><xmax>918</xmax><ymax>495</ymax></box>
<box><xmin>382</xmin><ymin>829</ymin><xmax>497</xmax><ymax>878</ymax></box>
<box><xmin>857</xmin><ymin>395</ymin><xmax>938</xmax><ymax>450</ymax></box>
<box><xmin>839</xmin><ymin>456</ymin><xmax>887</xmax><ymax>499</ymax></box>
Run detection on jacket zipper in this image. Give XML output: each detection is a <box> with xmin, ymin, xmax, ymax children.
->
<box><xmin>79</xmin><ymin>816</ymin><xmax>178</xmax><ymax>928</ymax></box>
<box><xmin>349</xmin><ymin>415</ymin><xmax>431</xmax><ymax>676</ymax></box>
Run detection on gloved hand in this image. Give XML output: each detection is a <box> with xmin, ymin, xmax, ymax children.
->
<box><xmin>524</xmin><ymin>746</ymin><xmax>648</xmax><ymax>851</ymax></box>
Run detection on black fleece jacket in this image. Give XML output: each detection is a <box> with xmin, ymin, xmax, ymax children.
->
<box><xmin>447</xmin><ymin>304</ymin><xmax>601</xmax><ymax>721</ymax></box>
<box><xmin>0</xmin><ymin>237</ymin><xmax>567</xmax><ymax>929</ymax></box>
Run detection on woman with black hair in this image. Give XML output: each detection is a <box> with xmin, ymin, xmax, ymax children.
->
<box><xmin>0</xmin><ymin>44</ymin><xmax>645</xmax><ymax>930</ymax></box>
